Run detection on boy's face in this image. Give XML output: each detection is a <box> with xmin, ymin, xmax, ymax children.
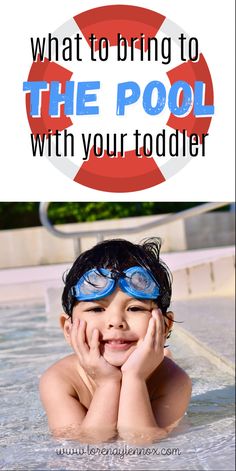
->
<box><xmin>65</xmin><ymin>288</ymin><xmax>168</xmax><ymax>367</ymax></box>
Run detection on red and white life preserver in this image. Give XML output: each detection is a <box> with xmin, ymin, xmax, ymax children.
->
<box><xmin>26</xmin><ymin>5</ymin><xmax>214</xmax><ymax>192</ymax></box>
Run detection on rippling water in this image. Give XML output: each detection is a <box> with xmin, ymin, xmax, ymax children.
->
<box><xmin>0</xmin><ymin>304</ymin><xmax>235</xmax><ymax>470</ymax></box>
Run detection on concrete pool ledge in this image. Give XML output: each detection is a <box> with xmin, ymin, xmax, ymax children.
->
<box><xmin>174</xmin><ymin>325</ymin><xmax>235</xmax><ymax>377</ymax></box>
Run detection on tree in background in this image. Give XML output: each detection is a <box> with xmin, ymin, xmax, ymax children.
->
<box><xmin>0</xmin><ymin>202</ymin><xmax>225</xmax><ymax>230</ymax></box>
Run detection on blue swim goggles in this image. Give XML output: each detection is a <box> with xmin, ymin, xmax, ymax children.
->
<box><xmin>71</xmin><ymin>266</ymin><xmax>160</xmax><ymax>301</ymax></box>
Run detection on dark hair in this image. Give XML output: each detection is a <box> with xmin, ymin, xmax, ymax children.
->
<box><xmin>62</xmin><ymin>238</ymin><xmax>172</xmax><ymax>318</ymax></box>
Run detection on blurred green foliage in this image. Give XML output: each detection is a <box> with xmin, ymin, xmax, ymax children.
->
<box><xmin>0</xmin><ymin>202</ymin><xmax>227</xmax><ymax>230</ymax></box>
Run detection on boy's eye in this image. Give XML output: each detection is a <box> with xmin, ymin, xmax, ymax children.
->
<box><xmin>128</xmin><ymin>306</ymin><xmax>150</xmax><ymax>312</ymax></box>
<box><xmin>85</xmin><ymin>306</ymin><xmax>104</xmax><ymax>313</ymax></box>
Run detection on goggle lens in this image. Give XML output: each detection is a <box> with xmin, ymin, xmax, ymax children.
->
<box><xmin>81</xmin><ymin>271</ymin><xmax>109</xmax><ymax>295</ymax></box>
<box><xmin>129</xmin><ymin>270</ymin><xmax>152</xmax><ymax>292</ymax></box>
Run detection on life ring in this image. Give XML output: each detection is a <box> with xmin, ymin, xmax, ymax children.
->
<box><xmin>26</xmin><ymin>5</ymin><xmax>214</xmax><ymax>192</ymax></box>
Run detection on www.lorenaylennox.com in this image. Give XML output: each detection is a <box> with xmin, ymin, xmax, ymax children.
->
<box><xmin>55</xmin><ymin>445</ymin><xmax>181</xmax><ymax>459</ymax></box>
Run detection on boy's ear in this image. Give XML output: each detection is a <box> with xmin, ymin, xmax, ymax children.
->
<box><xmin>163</xmin><ymin>310</ymin><xmax>174</xmax><ymax>337</ymax></box>
<box><xmin>60</xmin><ymin>313</ymin><xmax>72</xmax><ymax>345</ymax></box>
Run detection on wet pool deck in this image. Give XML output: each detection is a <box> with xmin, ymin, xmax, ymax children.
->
<box><xmin>0</xmin><ymin>246</ymin><xmax>235</xmax><ymax>375</ymax></box>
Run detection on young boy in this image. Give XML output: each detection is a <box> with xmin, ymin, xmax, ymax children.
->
<box><xmin>40</xmin><ymin>238</ymin><xmax>192</xmax><ymax>444</ymax></box>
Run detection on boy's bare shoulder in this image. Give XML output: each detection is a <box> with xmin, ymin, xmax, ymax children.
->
<box><xmin>39</xmin><ymin>354</ymin><xmax>88</xmax><ymax>431</ymax></box>
<box><xmin>163</xmin><ymin>357</ymin><xmax>191</xmax><ymax>384</ymax></box>
<box><xmin>148</xmin><ymin>357</ymin><xmax>192</xmax><ymax>399</ymax></box>
<box><xmin>39</xmin><ymin>354</ymin><xmax>80</xmax><ymax>396</ymax></box>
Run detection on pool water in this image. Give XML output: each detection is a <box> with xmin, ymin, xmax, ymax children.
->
<box><xmin>0</xmin><ymin>303</ymin><xmax>235</xmax><ymax>470</ymax></box>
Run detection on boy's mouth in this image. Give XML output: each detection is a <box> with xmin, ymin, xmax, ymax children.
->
<box><xmin>101</xmin><ymin>338</ymin><xmax>137</xmax><ymax>351</ymax></box>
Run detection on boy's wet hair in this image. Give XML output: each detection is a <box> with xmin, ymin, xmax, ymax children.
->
<box><xmin>62</xmin><ymin>238</ymin><xmax>172</xmax><ymax>318</ymax></box>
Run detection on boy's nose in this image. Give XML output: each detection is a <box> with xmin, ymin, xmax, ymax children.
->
<box><xmin>108</xmin><ymin>319</ymin><xmax>127</xmax><ymax>329</ymax></box>
<box><xmin>106</xmin><ymin>310</ymin><xmax>128</xmax><ymax>329</ymax></box>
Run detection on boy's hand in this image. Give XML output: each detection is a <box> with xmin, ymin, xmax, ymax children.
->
<box><xmin>70</xmin><ymin>319</ymin><xmax>121</xmax><ymax>386</ymax></box>
<box><xmin>121</xmin><ymin>308</ymin><xmax>165</xmax><ymax>380</ymax></box>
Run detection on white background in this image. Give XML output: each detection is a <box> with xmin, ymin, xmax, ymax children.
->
<box><xmin>0</xmin><ymin>0</ymin><xmax>235</xmax><ymax>201</ymax></box>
